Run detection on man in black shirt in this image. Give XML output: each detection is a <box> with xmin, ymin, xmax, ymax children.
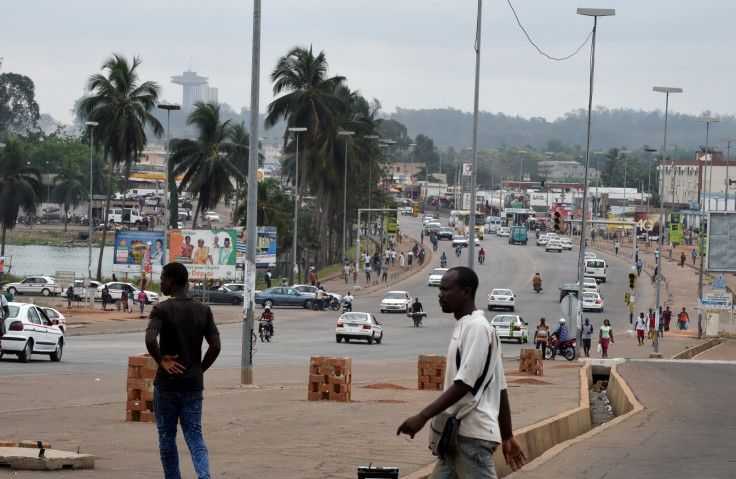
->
<box><xmin>411</xmin><ymin>298</ymin><xmax>424</xmax><ymax>314</ymax></box>
<box><xmin>145</xmin><ymin>262</ymin><xmax>221</xmax><ymax>479</ymax></box>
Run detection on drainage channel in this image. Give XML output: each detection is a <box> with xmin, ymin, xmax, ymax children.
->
<box><xmin>590</xmin><ymin>373</ymin><xmax>615</xmax><ymax>427</ymax></box>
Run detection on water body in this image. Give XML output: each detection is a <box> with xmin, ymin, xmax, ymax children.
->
<box><xmin>3</xmin><ymin>244</ymin><xmax>118</xmax><ymax>279</ymax></box>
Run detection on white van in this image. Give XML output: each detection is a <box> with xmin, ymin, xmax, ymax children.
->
<box><xmin>107</xmin><ymin>207</ymin><xmax>145</xmax><ymax>225</ymax></box>
<box><xmin>449</xmin><ymin>210</ymin><xmax>459</xmax><ymax>227</ymax></box>
<box><xmin>584</xmin><ymin>258</ymin><xmax>607</xmax><ymax>283</ymax></box>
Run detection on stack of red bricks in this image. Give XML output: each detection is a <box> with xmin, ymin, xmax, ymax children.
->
<box><xmin>0</xmin><ymin>440</ymin><xmax>52</xmax><ymax>448</ymax></box>
<box><xmin>519</xmin><ymin>348</ymin><xmax>543</xmax><ymax>376</ymax></box>
<box><xmin>418</xmin><ymin>355</ymin><xmax>446</xmax><ymax>390</ymax></box>
<box><xmin>308</xmin><ymin>357</ymin><xmax>352</xmax><ymax>402</ymax></box>
<box><xmin>126</xmin><ymin>353</ymin><xmax>157</xmax><ymax>422</ymax></box>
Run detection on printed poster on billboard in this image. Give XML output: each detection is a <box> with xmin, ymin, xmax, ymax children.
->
<box><xmin>113</xmin><ymin>230</ymin><xmax>166</xmax><ymax>274</ymax></box>
<box><xmin>234</xmin><ymin>226</ymin><xmax>277</xmax><ymax>268</ymax></box>
<box><xmin>168</xmin><ymin>229</ymin><xmax>238</xmax><ymax>279</ymax></box>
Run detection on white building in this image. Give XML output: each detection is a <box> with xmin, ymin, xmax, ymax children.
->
<box><xmin>171</xmin><ymin>70</ymin><xmax>219</xmax><ymax>112</ymax></box>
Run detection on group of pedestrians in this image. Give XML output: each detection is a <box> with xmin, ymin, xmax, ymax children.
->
<box><xmin>534</xmin><ymin>317</ymin><xmax>614</xmax><ymax>359</ymax></box>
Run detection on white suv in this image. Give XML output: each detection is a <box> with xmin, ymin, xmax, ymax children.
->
<box><xmin>584</xmin><ymin>259</ymin><xmax>607</xmax><ymax>283</ymax></box>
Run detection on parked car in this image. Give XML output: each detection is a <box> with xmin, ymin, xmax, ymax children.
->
<box><xmin>41</xmin><ymin>307</ymin><xmax>67</xmax><ymax>333</ymax></box>
<box><xmin>428</xmin><ymin>268</ymin><xmax>449</xmax><ymax>287</ymax></box>
<box><xmin>254</xmin><ymin>286</ymin><xmax>312</xmax><ymax>308</ymax></box>
<box><xmin>489</xmin><ymin>314</ymin><xmax>529</xmax><ymax>343</ymax></box>
<box><xmin>336</xmin><ymin>312</ymin><xmax>383</xmax><ymax>344</ymax></box>
<box><xmin>5</xmin><ymin>276</ymin><xmax>62</xmax><ymax>297</ymax></box>
<box><xmin>63</xmin><ymin>280</ymin><xmax>102</xmax><ymax>300</ymax></box>
<box><xmin>97</xmin><ymin>282</ymin><xmax>159</xmax><ymax>304</ymax></box>
<box><xmin>497</xmin><ymin>227</ymin><xmax>511</xmax><ymax>237</ymax></box>
<box><xmin>223</xmin><ymin>283</ymin><xmax>244</xmax><ymax>293</ymax></box>
<box><xmin>380</xmin><ymin>291</ymin><xmax>413</xmax><ymax>313</ymax></box>
<box><xmin>488</xmin><ymin>288</ymin><xmax>515</xmax><ymax>311</ymax></box>
<box><xmin>582</xmin><ymin>291</ymin><xmax>604</xmax><ymax>312</ymax></box>
<box><xmin>188</xmin><ymin>285</ymin><xmax>244</xmax><ymax>305</ymax></box>
<box><xmin>204</xmin><ymin>211</ymin><xmax>220</xmax><ymax>222</ymax></box>
<box><xmin>1</xmin><ymin>302</ymin><xmax>64</xmax><ymax>362</ymax></box>
<box><xmin>437</xmin><ymin>227</ymin><xmax>453</xmax><ymax>240</ymax></box>
<box><xmin>546</xmin><ymin>239</ymin><xmax>563</xmax><ymax>252</ymax></box>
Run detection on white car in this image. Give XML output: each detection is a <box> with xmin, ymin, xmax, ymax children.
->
<box><xmin>488</xmin><ymin>288</ymin><xmax>516</xmax><ymax>311</ymax></box>
<box><xmin>380</xmin><ymin>291</ymin><xmax>413</xmax><ymax>313</ymax></box>
<box><xmin>536</xmin><ymin>235</ymin><xmax>550</xmax><ymax>246</ymax></box>
<box><xmin>97</xmin><ymin>282</ymin><xmax>160</xmax><ymax>304</ymax></box>
<box><xmin>546</xmin><ymin>233</ymin><xmax>558</xmax><ymax>240</ymax></box>
<box><xmin>452</xmin><ymin>235</ymin><xmax>468</xmax><ymax>248</ymax></box>
<box><xmin>497</xmin><ymin>227</ymin><xmax>511</xmax><ymax>237</ymax></box>
<box><xmin>575</xmin><ymin>277</ymin><xmax>600</xmax><ymax>293</ymax></box>
<box><xmin>204</xmin><ymin>211</ymin><xmax>220</xmax><ymax>222</ymax></box>
<box><xmin>582</xmin><ymin>291</ymin><xmax>604</xmax><ymax>312</ymax></box>
<box><xmin>489</xmin><ymin>314</ymin><xmax>529</xmax><ymax>343</ymax></box>
<box><xmin>422</xmin><ymin>215</ymin><xmax>437</xmax><ymax>226</ymax></box>
<box><xmin>1</xmin><ymin>302</ymin><xmax>64</xmax><ymax>362</ymax></box>
<box><xmin>546</xmin><ymin>239</ymin><xmax>563</xmax><ymax>253</ymax></box>
<box><xmin>560</xmin><ymin>238</ymin><xmax>573</xmax><ymax>250</ymax></box>
<box><xmin>584</xmin><ymin>251</ymin><xmax>597</xmax><ymax>259</ymax></box>
<box><xmin>336</xmin><ymin>312</ymin><xmax>383</xmax><ymax>344</ymax></box>
<box><xmin>5</xmin><ymin>276</ymin><xmax>63</xmax><ymax>297</ymax></box>
<box><xmin>428</xmin><ymin>268</ymin><xmax>449</xmax><ymax>287</ymax></box>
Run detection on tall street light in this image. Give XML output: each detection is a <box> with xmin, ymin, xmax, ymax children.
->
<box><xmin>696</xmin><ymin>116</ymin><xmax>719</xmax><ymax>339</ymax></box>
<box><xmin>157</xmin><ymin>103</ymin><xmax>181</xmax><ymax>265</ymax></box>
<box><xmin>621</xmin><ymin>150</ymin><xmax>631</xmax><ymax>216</ymax></box>
<box><xmin>409</xmin><ymin>143</ymin><xmax>417</xmax><ymax>201</ymax></box>
<box><xmin>576</xmin><ymin>6</ymin><xmax>615</xmax><ymax>349</ymax></box>
<box><xmin>593</xmin><ymin>150</ymin><xmax>604</xmax><ymax>218</ymax></box>
<box><xmin>644</xmin><ymin>148</ymin><xmax>657</xmax><ymax>217</ymax></box>
<box><xmin>86</xmin><ymin>121</ymin><xmax>99</xmax><ymax>281</ymax></box>
<box><xmin>364</xmin><ymin>135</ymin><xmax>380</xmax><ymax>251</ymax></box>
<box><xmin>288</xmin><ymin>127</ymin><xmax>307</xmax><ymax>285</ymax></box>
<box><xmin>338</xmin><ymin>130</ymin><xmax>354</xmax><ymax>262</ymax></box>
<box><xmin>671</xmin><ymin>142</ymin><xmax>681</xmax><ymax>209</ymax></box>
<box><xmin>468</xmin><ymin>0</ymin><xmax>483</xmax><ymax>269</ymax></box>
<box><xmin>518</xmin><ymin>150</ymin><xmax>526</xmax><ymax>182</ymax></box>
<box><xmin>720</xmin><ymin>138</ymin><xmax>736</xmax><ymax>211</ymax></box>
<box><xmin>652</xmin><ymin>85</ymin><xmax>682</xmax><ymax>354</ymax></box>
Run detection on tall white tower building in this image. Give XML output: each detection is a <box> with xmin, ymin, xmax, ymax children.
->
<box><xmin>171</xmin><ymin>70</ymin><xmax>218</xmax><ymax>112</ymax></box>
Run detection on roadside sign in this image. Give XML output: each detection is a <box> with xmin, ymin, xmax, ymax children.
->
<box><xmin>55</xmin><ymin>271</ymin><xmax>76</xmax><ymax>290</ymax></box>
<box><xmin>703</xmin><ymin>292</ymin><xmax>733</xmax><ymax>310</ymax></box>
<box><xmin>712</xmin><ymin>278</ymin><xmax>727</xmax><ymax>289</ymax></box>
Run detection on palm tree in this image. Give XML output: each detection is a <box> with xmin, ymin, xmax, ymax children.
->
<box><xmin>53</xmin><ymin>156</ymin><xmax>88</xmax><ymax>233</ymax></box>
<box><xmin>234</xmin><ymin>177</ymin><xmax>290</xmax><ymax>229</ymax></box>
<box><xmin>0</xmin><ymin>138</ymin><xmax>41</xmax><ymax>254</ymax></box>
<box><xmin>77</xmin><ymin>54</ymin><xmax>163</xmax><ymax>280</ymax></box>
<box><xmin>169</xmin><ymin>101</ymin><xmax>244</xmax><ymax>228</ymax></box>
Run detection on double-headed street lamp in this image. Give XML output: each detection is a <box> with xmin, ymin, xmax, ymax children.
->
<box><xmin>157</xmin><ymin>103</ymin><xmax>181</xmax><ymax>264</ymax></box>
<box><xmin>86</xmin><ymin>121</ymin><xmax>99</xmax><ymax>281</ymax></box>
<box><xmin>288</xmin><ymin>127</ymin><xmax>307</xmax><ymax>285</ymax></box>
<box><xmin>338</xmin><ymin>130</ymin><xmax>354</xmax><ymax>261</ymax></box>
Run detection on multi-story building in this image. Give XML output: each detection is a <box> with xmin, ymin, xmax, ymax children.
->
<box><xmin>659</xmin><ymin>151</ymin><xmax>727</xmax><ymax>209</ymax></box>
<box><xmin>171</xmin><ymin>70</ymin><xmax>218</xmax><ymax>112</ymax></box>
<box><xmin>538</xmin><ymin>160</ymin><xmax>599</xmax><ymax>181</ymax></box>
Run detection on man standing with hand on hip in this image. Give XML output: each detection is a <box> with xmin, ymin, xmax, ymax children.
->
<box><xmin>397</xmin><ymin>266</ymin><xmax>526</xmax><ymax>478</ymax></box>
<box><xmin>145</xmin><ymin>262</ymin><xmax>221</xmax><ymax>479</ymax></box>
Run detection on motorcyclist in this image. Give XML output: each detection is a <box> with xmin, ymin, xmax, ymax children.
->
<box><xmin>533</xmin><ymin>272</ymin><xmax>543</xmax><ymax>292</ymax></box>
<box><xmin>550</xmin><ymin>318</ymin><xmax>569</xmax><ymax>360</ymax></box>
<box><xmin>455</xmin><ymin>243</ymin><xmax>463</xmax><ymax>256</ymax></box>
<box><xmin>259</xmin><ymin>306</ymin><xmax>275</xmax><ymax>336</ymax></box>
<box><xmin>478</xmin><ymin>247</ymin><xmax>485</xmax><ymax>264</ymax></box>
<box><xmin>343</xmin><ymin>291</ymin><xmax>354</xmax><ymax>312</ymax></box>
<box><xmin>440</xmin><ymin>252</ymin><xmax>447</xmax><ymax>267</ymax></box>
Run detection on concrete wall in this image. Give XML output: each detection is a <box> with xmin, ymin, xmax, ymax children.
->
<box><xmin>671</xmin><ymin>338</ymin><xmax>725</xmax><ymax>360</ymax></box>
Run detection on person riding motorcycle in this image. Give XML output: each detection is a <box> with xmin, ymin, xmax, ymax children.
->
<box><xmin>550</xmin><ymin>318</ymin><xmax>569</xmax><ymax>360</ymax></box>
<box><xmin>478</xmin><ymin>247</ymin><xmax>486</xmax><ymax>264</ymax></box>
<box><xmin>343</xmin><ymin>291</ymin><xmax>354</xmax><ymax>312</ymax></box>
<box><xmin>259</xmin><ymin>306</ymin><xmax>275</xmax><ymax>336</ymax></box>
<box><xmin>440</xmin><ymin>252</ymin><xmax>447</xmax><ymax>267</ymax></box>
<box><xmin>533</xmin><ymin>273</ymin><xmax>543</xmax><ymax>293</ymax></box>
<box><xmin>455</xmin><ymin>243</ymin><xmax>463</xmax><ymax>257</ymax></box>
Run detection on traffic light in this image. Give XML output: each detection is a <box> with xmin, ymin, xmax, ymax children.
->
<box><xmin>553</xmin><ymin>211</ymin><xmax>562</xmax><ymax>231</ymax></box>
<box><xmin>628</xmin><ymin>272</ymin><xmax>636</xmax><ymax>289</ymax></box>
<box><xmin>624</xmin><ymin>292</ymin><xmax>630</xmax><ymax>303</ymax></box>
<box><xmin>205</xmin><ymin>277</ymin><xmax>212</xmax><ymax>287</ymax></box>
<box><xmin>540</xmin><ymin>181</ymin><xmax>546</xmax><ymax>189</ymax></box>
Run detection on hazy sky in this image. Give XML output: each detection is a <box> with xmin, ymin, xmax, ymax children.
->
<box><xmin>3</xmin><ymin>1</ymin><xmax>734</xmax><ymax>127</ymax></box>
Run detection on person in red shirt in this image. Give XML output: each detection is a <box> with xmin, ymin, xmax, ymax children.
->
<box><xmin>648</xmin><ymin>309</ymin><xmax>656</xmax><ymax>345</ymax></box>
<box><xmin>663</xmin><ymin>306</ymin><xmax>672</xmax><ymax>332</ymax></box>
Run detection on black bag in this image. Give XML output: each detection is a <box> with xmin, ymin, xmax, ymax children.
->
<box><xmin>436</xmin><ymin>416</ymin><xmax>461</xmax><ymax>460</ymax></box>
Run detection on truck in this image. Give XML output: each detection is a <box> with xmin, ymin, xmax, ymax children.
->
<box><xmin>509</xmin><ymin>226</ymin><xmax>528</xmax><ymax>245</ymax></box>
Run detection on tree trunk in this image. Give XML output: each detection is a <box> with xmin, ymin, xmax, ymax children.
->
<box><xmin>96</xmin><ymin>161</ymin><xmax>115</xmax><ymax>281</ymax></box>
<box><xmin>192</xmin><ymin>199</ymin><xmax>201</xmax><ymax>229</ymax></box>
<box><xmin>63</xmin><ymin>208</ymin><xmax>68</xmax><ymax>233</ymax></box>
<box><xmin>1</xmin><ymin>224</ymin><xmax>6</xmax><ymax>256</ymax></box>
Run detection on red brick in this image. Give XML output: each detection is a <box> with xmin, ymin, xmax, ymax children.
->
<box><xmin>418</xmin><ymin>375</ymin><xmax>430</xmax><ymax>383</ymax></box>
<box><xmin>140</xmin><ymin>367</ymin><xmax>157</xmax><ymax>379</ymax></box>
<box><xmin>126</xmin><ymin>410</ymin><xmax>141</xmax><ymax>422</ymax></box>
<box><xmin>329</xmin><ymin>357</ymin><xmax>351</xmax><ymax>368</ymax></box>
<box><xmin>328</xmin><ymin>392</ymin><xmax>348</xmax><ymax>402</ymax></box>
<box><xmin>318</xmin><ymin>384</ymin><xmax>332</xmax><ymax>393</ymax></box>
<box><xmin>309</xmin><ymin>356</ymin><xmax>326</xmax><ymax>366</ymax></box>
<box><xmin>126</xmin><ymin>378</ymin><xmax>145</xmax><ymax>390</ymax></box>
<box><xmin>309</xmin><ymin>374</ymin><xmax>327</xmax><ymax>384</ymax></box>
<box><xmin>17</xmin><ymin>440</ymin><xmax>52</xmax><ymax>449</ymax></box>
<box><xmin>139</xmin><ymin>411</ymin><xmax>156</xmax><ymax>423</ymax></box>
<box><xmin>328</xmin><ymin>375</ymin><xmax>347</xmax><ymax>384</ymax></box>
<box><xmin>127</xmin><ymin>400</ymin><xmax>150</xmax><ymax>411</ymax></box>
<box><xmin>127</xmin><ymin>389</ymin><xmax>141</xmax><ymax>400</ymax></box>
<box><xmin>318</xmin><ymin>366</ymin><xmax>335</xmax><ymax>375</ymax></box>
<box><xmin>141</xmin><ymin>390</ymin><xmax>154</xmax><ymax>402</ymax></box>
<box><xmin>127</xmin><ymin>366</ymin><xmax>141</xmax><ymax>378</ymax></box>
<box><xmin>307</xmin><ymin>391</ymin><xmax>326</xmax><ymax>401</ymax></box>
<box><xmin>0</xmin><ymin>440</ymin><xmax>15</xmax><ymax>447</ymax></box>
<box><xmin>128</xmin><ymin>355</ymin><xmax>150</xmax><ymax>367</ymax></box>
<box><xmin>431</xmin><ymin>376</ymin><xmax>444</xmax><ymax>384</ymax></box>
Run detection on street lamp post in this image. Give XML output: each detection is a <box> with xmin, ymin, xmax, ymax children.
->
<box><xmin>409</xmin><ymin>143</ymin><xmax>417</xmax><ymax>202</ymax></box>
<box><xmin>652</xmin><ymin>85</ymin><xmax>682</xmax><ymax>353</ymax></box>
<box><xmin>621</xmin><ymin>150</ymin><xmax>631</xmax><ymax>216</ymax></box>
<box><xmin>696</xmin><ymin>117</ymin><xmax>719</xmax><ymax>339</ymax></box>
<box><xmin>518</xmin><ymin>150</ymin><xmax>526</xmax><ymax>181</ymax></box>
<box><xmin>364</xmin><ymin>136</ymin><xmax>380</xmax><ymax>253</ymax></box>
<box><xmin>593</xmin><ymin>150</ymin><xmax>604</xmax><ymax>218</ymax></box>
<box><xmin>576</xmin><ymin>6</ymin><xmax>615</xmax><ymax>350</ymax></box>
<box><xmin>645</xmin><ymin>148</ymin><xmax>657</xmax><ymax>216</ymax></box>
<box><xmin>720</xmin><ymin>138</ymin><xmax>736</xmax><ymax>211</ymax></box>
<box><xmin>86</xmin><ymin>122</ymin><xmax>98</xmax><ymax>282</ymax></box>
<box><xmin>671</xmin><ymin>142</ymin><xmax>681</xmax><ymax>208</ymax></box>
<box><xmin>288</xmin><ymin>127</ymin><xmax>307</xmax><ymax>285</ymax></box>
<box><xmin>338</xmin><ymin>131</ymin><xmax>354</xmax><ymax>262</ymax></box>
<box><xmin>157</xmin><ymin>104</ymin><xmax>181</xmax><ymax>265</ymax></box>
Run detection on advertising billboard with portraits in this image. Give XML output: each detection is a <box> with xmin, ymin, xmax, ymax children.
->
<box><xmin>113</xmin><ymin>231</ymin><xmax>167</xmax><ymax>274</ymax></box>
<box><xmin>169</xmin><ymin>229</ymin><xmax>238</xmax><ymax>280</ymax></box>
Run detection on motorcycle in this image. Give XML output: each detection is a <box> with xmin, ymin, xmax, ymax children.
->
<box><xmin>455</xmin><ymin>247</ymin><xmax>462</xmax><ymax>257</ymax></box>
<box><xmin>342</xmin><ymin>300</ymin><xmax>352</xmax><ymax>314</ymax></box>
<box><xmin>533</xmin><ymin>283</ymin><xmax>542</xmax><ymax>294</ymax></box>
<box><xmin>259</xmin><ymin>318</ymin><xmax>273</xmax><ymax>342</ymax></box>
<box><xmin>478</xmin><ymin>253</ymin><xmax>485</xmax><ymax>265</ymax></box>
<box><xmin>310</xmin><ymin>294</ymin><xmax>340</xmax><ymax>311</ymax></box>
<box><xmin>545</xmin><ymin>333</ymin><xmax>576</xmax><ymax>361</ymax></box>
<box><xmin>440</xmin><ymin>258</ymin><xmax>447</xmax><ymax>268</ymax></box>
<box><xmin>407</xmin><ymin>311</ymin><xmax>427</xmax><ymax>327</ymax></box>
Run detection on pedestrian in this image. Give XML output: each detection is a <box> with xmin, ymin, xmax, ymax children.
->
<box><xmin>658</xmin><ymin>306</ymin><xmax>664</xmax><ymax>338</ymax></box>
<box><xmin>365</xmin><ymin>265</ymin><xmax>371</xmax><ymax>282</ymax></box>
<box><xmin>614</xmin><ymin>241</ymin><xmax>620</xmax><ymax>255</ymax></box>
<box><xmin>391</xmin><ymin>249</ymin><xmax>396</xmax><ymax>266</ymax></box>
<box><xmin>692</xmin><ymin>249</ymin><xmax>697</xmax><ymax>265</ymax></box>
<box><xmin>420</xmin><ymin>230</ymin><xmax>424</xmax><ymax>244</ymax></box>
<box><xmin>127</xmin><ymin>287</ymin><xmax>134</xmax><ymax>313</ymax></box>
<box><xmin>550</xmin><ymin>318</ymin><xmax>570</xmax><ymax>360</ymax></box>
<box><xmin>599</xmin><ymin>319</ymin><xmax>614</xmax><ymax>358</ymax></box>
<box><xmin>385</xmin><ymin>249</ymin><xmax>390</xmax><ymax>264</ymax></box>
<box><xmin>342</xmin><ymin>262</ymin><xmax>350</xmax><ymax>284</ymax></box>
<box><xmin>399</xmin><ymin>252</ymin><xmax>405</xmax><ymax>268</ymax></box>
<box><xmin>112</xmin><ymin>273</ymin><xmax>118</xmax><ymax>282</ymax></box>
<box><xmin>678</xmin><ymin>307</ymin><xmax>689</xmax><ymax>330</ymax></box>
<box><xmin>581</xmin><ymin>318</ymin><xmax>594</xmax><ymax>357</ymax></box>
<box><xmin>635</xmin><ymin>247</ymin><xmax>639</xmax><ymax>263</ymax></box>
<box><xmin>382</xmin><ymin>262</ymin><xmax>388</xmax><ymax>282</ymax></box>
<box><xmin>265</xmin><ymin>269</ymin><xmax>272</xmax><ymax>288</ymax></box>
<box><xmin>101</xmin><ymin>285</ymin><xmax>110</xmax><ymax>311</ymax></box>
<box><xmin>663</xmin><ymin>305</ymin><xmax>672</xmax><ymax>332</ymax></box>
<box><xmin>310</xmin><ymin>268</ymin><xmax>317</xmax><ymax>286</ymax></box>
<box><xmin>535</xmin><ymin>318</ymin><xmax>549</xmax><ymax>360</ymax></box>
<box><xmin>396</xmin><ymin>266</ymin><xmax>527</xmax><ymax>476</ymax></box>
<box><xmin>66</xmin><ymin>286</ymin><xmax>74</xmax><ymax>309</ymax></box>
<box><xmin>121</xmin><ymin>288</ymin><xmax>129</xmax><ymax>313</ymax></box>
<box><xmin>635</xmin><ymin>312</ymin><xmax>647</xmax><ymax>346</ymax></box>
<box><xmin>680</xmin><ymin>250</ymin><xmax>686</xmax><ymax>267</ymax></box>
<box><xmin>138</xmin><ymin>290</ymin><xmax>147</xmax><ymax>314</ymax></box>
<box><xmin>636</xmin><ymin>259</ymin><xmax>643</xmax><ymax>276</ymax></box>
<box><xmin>654</xmin><ymin>248</ymin><xmax>659</xmax><ymax>261</ymax></box>
<box><xmin>648</xmin><ymin>309</ymin><xmax>656</xmax><ymax>345</ymax></box>
<box><xmin>145</xmin><ymin>262</ymin><xmax>221</xmax><ymax>479</ymax></box>
<box><xmin>418</xmin><ymin>247</ymin><xmax>425</xmax><ymax>266</ymax></box>
<box><xmin>317</xmin><ymin>286</ymin><xmax>326</xmax><ymax>311</ymax></box>
<box><xmin>408</xmin><ymin>250</ymin><xmax>413</xmax><ymax>266</ymax></box>
<box><xmin>0</xmin><ymin>288</ymin><xmax>9</xmax><ymax>338</ymax></box>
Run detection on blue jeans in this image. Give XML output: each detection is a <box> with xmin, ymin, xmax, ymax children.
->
<box><xmin>430</xmin><ymin>435</ymin><xmax>499</xmax><ymax>479</ymax></box>
<box><xmin>154</xmin><ymin>387</ymin><xmax>210</xmax><ymax>479</ymax></box>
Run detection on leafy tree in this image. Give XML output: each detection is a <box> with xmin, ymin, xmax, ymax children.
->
<box><xmin>233</xmin><ymin>177</ymin><xmax>289</xmax><ymax>229</ymax></box>
<box><xmin>376</xmin><ymin>119</ymin><xmax>411</xmax><ymax>150</ymax></box>
<box><xmin>169</xmin><ymin>101</ymin><xmax>243</xmax><ymax>228</ymax></box>
<box><xmin>53</xmin><ymin>156</ymin><xmax>88</xmax><ymax>232</ymax></box>
<box><xmin>0</xmin><ymin>138</ymin><xmax>41</xmax><ymax>254</ymax></box>
<box><xmin>77</xmin><ymin>54</ymin><xmax>163</xmax><ymax>280</ymax></box>
<box><xmin>0</xmin><ymin>73</ymin><xmax>40</xmax><ymax>138</ymax></box>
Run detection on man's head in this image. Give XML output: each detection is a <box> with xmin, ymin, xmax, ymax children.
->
<box><xmin>185</xmin><ymin>235</ymin><xmax>191</xmax><ymax>244</ymax></box>
<box><xmin>584</xmin><ymin>318</ymin><xmax>590</xmax><ymax>324</ymax></box>
<box><xmin>559</xmin><ymin>318</ymin><xmax>566</xmax><ymax>325</ymax></box>
<box><xmin>438</xmin><ymin>267</ymin><xmax>478</xmax><ymax>317</ymax></box>
<box><xmin>224</xmin><ymin>238</ymin><xmax>231</xmax><ymax>247</ymax></box>
<box><xmin>160</xmin><ymin>262</ymin><xmax>188</xmax><ymax>295</ymax></box>
<box><xmin>540</xmin><ymin>317</ymin><xmax>546</xmax><ymax>325</ymax></box>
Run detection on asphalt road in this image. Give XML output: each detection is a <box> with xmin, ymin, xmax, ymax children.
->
<box><xmin>0</xmin><ymin>214</ymin><xmax>647</xmax><ymax>376</ymax></box>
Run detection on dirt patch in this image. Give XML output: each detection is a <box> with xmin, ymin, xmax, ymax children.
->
<box><xmin>508</xmin><ymin>378</ymin><xmax>552</xmax><ymax>386</ymax></box>
<box><xmin>360</xmin><ymin>383</ymin><xmax>408</xmax><ymax>390</ymax></box>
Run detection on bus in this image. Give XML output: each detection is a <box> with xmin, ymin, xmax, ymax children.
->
<box><xmin>457</xmin><ymin>211</ymin><xmax>485</xmax><ymax>240</ymax></box>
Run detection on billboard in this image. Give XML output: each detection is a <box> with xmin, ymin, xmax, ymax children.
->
<box><xmin>706</xmin><ymin>212</ymin><xmax>736</xmax><ymax>273</ymax></box>
<box><xmin>234</xmin><ymin>226</ymin><xmax>277</xmax><ymax>268</ymax></box>
<box><xmin>669</xmin><ymin>212</ymin><xmax>682</xmax><ymax>245</ymax></box>
<box><xmin>169</xmin><ymin>229</ymin><xmax>238</xmax><ymax>279</ymax></box>
<box><xmin>113</xmin><ymin>230</ymin><xmax>166</xmax><ymax>274</ymax></box>
<box><xmin>551</xmin><ymin>203</ymin><xmax>572</xmax><ymax>217</ymax></box>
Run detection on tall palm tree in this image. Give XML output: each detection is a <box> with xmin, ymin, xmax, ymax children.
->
<box><xmin>53</xmin><ymin>156</ymin><xmax>88</xmax><ymax>233</ymax></box>
<box><xmin>234</xmin><ymin>177</ymin><xmax>290</xmax><ymax>229</ymax></box>
<box><xmin>0</xmin><ymin>137</ymin><xmax>41</xmax><ymax>254</ymax></box>
<box><xmin>170</xmin><ymin>101</ymin><xmax>244</xmax><ymax>228</ymax></box>
<box><xmin>77</xmin><ymin>54</ymin><xmax>163</xmax><ymax>280</ymax></box>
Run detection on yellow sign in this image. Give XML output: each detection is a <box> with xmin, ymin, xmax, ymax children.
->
<box><xmin>629</xmin><ymin>302</ymin><xmax>634</xmax><ymax>313</ymax></box>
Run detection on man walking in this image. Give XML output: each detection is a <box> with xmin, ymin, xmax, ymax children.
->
<box><xmin>382</xmin><ymin>262</ymin><xmax>389</xmax><ymax>282</ymax></box>
<box><xmin>145</xmin><ymin>262</ymin><xmax>221</xmax><ymax>479</ymax></box>
<box><xmin>265</xmin><ymin>269</ymin><xmax>272</xmax><ymax>289</ymax></box>
<box><xmin>692</xmin><ymin>249</ymin><xmax>697</xmax><ymax>265</ymax></box>
<box><xmin>397</xmin><ymin>267</ymin><xmax>527</xmax><ymax>477</ymax></box>
<box><xmin>635</xmin><ymin>312</ymin><xmax>647</xmax><ymax>345</ymax></box>
<box><xmin>342</xmin><ymin>262</ymin><xmax>350</xmax><ymax>284</ymax></box>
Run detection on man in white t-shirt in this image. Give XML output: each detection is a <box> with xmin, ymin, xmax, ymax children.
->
<box><xmin>0</xmin><ymin>289</ymin><xmax>9</xmax><ymax>337</ymax></box>
<box><xmin>397</xmin><ymin>267</ymin><xmax>526</xmax><ymax>478</ymax></box>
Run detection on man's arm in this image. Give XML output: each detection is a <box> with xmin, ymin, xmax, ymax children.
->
<box><xmin>201</xmin><ymin>334</ymin><xmax>221</xmax><ymax>372</ymax></box>
<box><xmin>144</xmin><ymin>328</ymin><xmax>185</xmax><ymax>375</ymax></box>
<box><xmin>498</xmin><ymin>389</ymin><xmax>527</xmax><ymax>471</ymax></box>
<box><xmin>397</xmin><ymin>380</ymin><xmax>471</xmax><ymax>438</ymax></box>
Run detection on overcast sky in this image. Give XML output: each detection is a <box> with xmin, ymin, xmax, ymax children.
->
<box><xmin>3</xmin><ymin>1</ymin><xmax>734</xmax><ymax>128</ymax></box>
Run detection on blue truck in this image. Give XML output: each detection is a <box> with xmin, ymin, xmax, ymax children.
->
<box><xmin>509</xmin><ymin>226</ymin><xmax>528</xmax><ymax>245</ymax></box>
